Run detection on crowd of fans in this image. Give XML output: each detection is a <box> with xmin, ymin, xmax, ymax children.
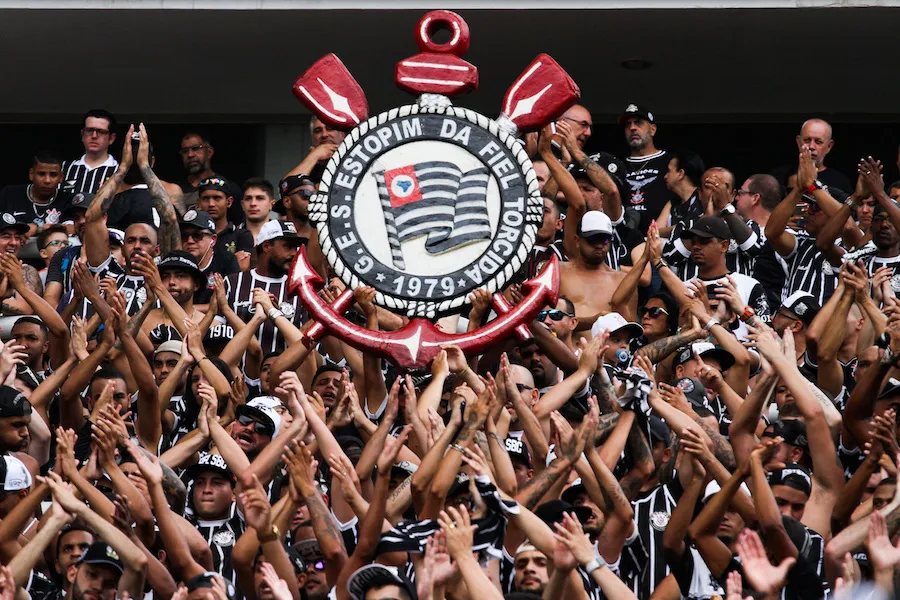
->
<box><xmin>0</xmin><ymin>102</ymin><xmax>900</xmax><ymax>600</ymax></box>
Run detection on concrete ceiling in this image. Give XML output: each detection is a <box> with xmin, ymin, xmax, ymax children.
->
<box><xmin>0</xmin><ymin>6</ymin><xmax>898</xmax><ymax>122</ymax></box>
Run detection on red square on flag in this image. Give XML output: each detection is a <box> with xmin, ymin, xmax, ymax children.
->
<box><xmin>384</xmin><ymin>166</ymin><xmax>423</xmax><ymax>208</ymax></box>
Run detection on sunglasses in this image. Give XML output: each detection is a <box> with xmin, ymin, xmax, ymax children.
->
<box><xmin>290</xmin><ymin>189</ymin><xmax>314</xmax><ymax>200</ymax></box>
<box><xmin>306</xmin><ymin>560</ymin><xmax>326</xmax><ymax>572</ymax></box>
<box><xmin>537</xmin><ymin>309</ymin><xmax>574</xmax><ymax>322</ymax></box>
<box><xmin>583</xmin><ymin>233</ymin><xmax>612</xmax><ymax>245</ymax></box>
<box><xmin>515</xmin><ymin>383</ymin><xmax>534</xmax><ymax>392</ymax></box>
<box><xmin>182</xmin><ymin>231</ymin><xmax>211</xmax><ymax>242</ymax></box>
<box><xmin>236</xmin><ymin>414</ymin><xmax>273</xmax><ymax>436</ymax></box>
<box><xmin>639</xmin><ymin>306</ymin><xmax>669</xmax><ymax>319</ymax></box>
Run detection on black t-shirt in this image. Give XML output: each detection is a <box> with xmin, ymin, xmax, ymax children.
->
<box><xmin>607</xmin><ymin>221</ymin><xmax>643</xmax><ymax>271</ymax></box>
<box><xmin>624</xmin><ymin>150</ymin><xmax>679</xmax><ymax>234</ymax></box>
<box><xmin>216</xmin><ymin>223</ymin><xmax>255</xmax><ymax>257</ymax></box>
<box><xmin>195</xmin><ymin>250</ymin><xmax>241</xmax><ymax>304</ymax></box>
<box><xmin>771</xmin><ymin>163</ymin><xmax>853</xmax><ymax>196</ymax></box>
<box><xmin>179</xmin><ymin>173</ymin><xmax>244</xmax><ymax>224</ymax></box>
<box><xmin>107</xmin><ymin>186</ymin><xmax>157</xmax><ymax>231</ymax></box>
<box><xmin>0</xmin><ymin>185</ymin><xmax>73</xmax><ymax>228</ymax></box>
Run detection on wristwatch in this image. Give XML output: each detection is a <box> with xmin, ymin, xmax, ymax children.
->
<box><xmin>740</xmin><ymin>306</ymin><xmax>756</xmax><ymax>322</ymax></box>
<box><xmin>258</xmin><ymin>525</ymin><xmax>280</xmax><ymax>543</ymax></box>
<box><xmin>719</xmin><ymin>204</ymin><xmax>736</xmax><ymax>217</ymax></box>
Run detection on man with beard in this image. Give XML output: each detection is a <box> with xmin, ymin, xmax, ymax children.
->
<box><xmin>178</xmin><ymin>209</ymin><xmax>240</xmax><ymax>306</ymax></box>
<box><xmin>0</xmin><ymin>385</ymin><xmax>33</xmax><ymax>455</ymax></box>
<box><xmin>0</xmin><ymin>215</ymin><xmax>43</xmax><ymax>316</ymax></box>
<box><xmin>177</xmin><ymin>132</ymin><xmax>244</xmax><ymax>223</ymax></box>
<box><xmin>279</xmin><ymin>174</ymin><xmax>316</xmax><ymax>242</ymax></box>
<box><xmin>522</xmin><ymin>195</ymin><xmax>564</xmax><ymax>279</ymax></box>
<box><xmin>197</xmin><ymin>177</ymin><xmax>253</xmax><ymax>272</ymax></box>
<box><xmin>559</xmin><ymin>211</ymin><xmax>635</xmax><ymax>341</ymax></box>
<box><xmin>0</xmin><ymin>153</ymin><xmax>72</xmax><ymax>239</ymax></box>
<box><xmin>225</xmin><ymin>220</ymin><xmax>305</xmax><ymax>355</ymax></box>
<box><xmin>284</xmin><ymin>117</ymin><xmax>346</xmax><ymax>184</ymax></box>
<box><xmin>619</xmin><ymin>104</ymin><xmax>678</xmax><ymax>234</ymax></box>
<box><xmin>514</xmin><ymin>339</ymin><xmax>560</xmax><ymax>393</ymax></box>
<box><xmin>511</xmin><ymin>544</ymin><xmax>549</xmax><ymax>594</ymax></box>
<box><xmin>536</xmin><ymin>298</ymin><xmax>578</xmax><ymax>350</ymax></box>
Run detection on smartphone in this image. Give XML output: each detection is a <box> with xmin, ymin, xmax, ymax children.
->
<box><xmin>131</xmin><ymin>131</ymin><xmax>141</xmax><ymax>162</ymax></box>
<box><xmin>792</xmin><ymin>201</ymin><xmax>808</xmax><ymax>230</ymax></box>
<box><xmin>549</xmin><ymin>121</ymin><xmax>563</xmax><ymax>160</ymax></box>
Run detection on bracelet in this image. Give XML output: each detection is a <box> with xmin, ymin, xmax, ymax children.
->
<box><xmin>583</xmin><ymin>552</ymin><xmax>607</xmax><ymax>574</ymax></box>
<box><xmin>703</xmin><ymin>317</ymin><xmax>720</xmax><ymax>331</ymax></box>
<box><xmin>450</xmin><ymin>443</ymin><xmax>465</xmax><ymax>453</ymax></box>
<box><xmin>654</xmin><ymin>259</ymin><xmax>668</xmax><ymax>271</ymax></box>
<box><xmin>258</xmin><ymin>525</ymin><xmax>279</xmax><ymax>543</ymax></box>
<box><xmin>807</xmin><ymin>183</ymin><xmax>817</xmax><ymax>194</ymax></box>
<box><xmin>267</xmin><ymin>307</ymin><xmax>284</xmax><ymax>321</ymax></box>
<box><xmin>740</xmin><ymin>306</ymin><xmax>755</xmax><ymax>323</ymax></box>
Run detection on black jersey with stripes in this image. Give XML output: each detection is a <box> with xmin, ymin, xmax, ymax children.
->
<box><xmin>189</xmin><ymin>506</ymin><xmax>246</xmax><ymax>589</ymax></box>
<box><xmin>224</xmin><ymin>269</ymin><xmax>306</xmax><ymax>356</ymax></box>
<box><xmin>62</xmin><ymin>155</ymin><xmax>119</xmax><ymax>194</ymax></box>
<box><xmin>631</xmin><ymin>479</ymin><xmax>683</xmax><ymax>598</ymax></box>
<box><xmin>0</xmin><ymin>185</ymin><xmax>73</xmax><ymax>229</ymax></box>
<box><xmin>781</xmin><ymin>230</ymin><xmax>840</xmax><ymax>306</ymax></box>
<box><xmin>662</xmin><ymin>218</ymin><xmax>763</xmax><ymax>281</ymax></box>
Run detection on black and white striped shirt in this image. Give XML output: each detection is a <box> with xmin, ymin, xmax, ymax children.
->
<box><xmin>866</xmin><ymin>253</ymin><xmax>900</xmax><ymax>285</ymax></box>
<box><xmin>62</xmin><ymin>155</ymin><xmax>119</xmax><ymax>194</ymax></box>
<box><xmin>88</xmin><ymin>254</ymin><xmax>148</xmax><ymax>316</ymax></box>
<box><xmin>189</xmin><ymin>505</ymin><xmax>245</xmax><ymax>589</ymax></box>
<box><xmin>663</xmin><ymin>219</ymin><xmax>763</xmax><ymax>281</ymax></box>
<box><xmin>224</xmin><ymin>269</ymin><xmax>305</xmax><ymax>356</ymax></box>
<box><xmin>632</xmin><ymin>480</ymin><xmax>683</xmax><ymax>599</ymax></box>
<box><xmin>782</xmin><ymin>231</ymin><xmax>840</xmax><ymax>306</ymax></box>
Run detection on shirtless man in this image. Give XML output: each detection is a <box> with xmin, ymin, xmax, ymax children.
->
<box><xmin>559</xmin><ymin>210</ymin><xmax>634</xmax><ymax>342</ymax></box>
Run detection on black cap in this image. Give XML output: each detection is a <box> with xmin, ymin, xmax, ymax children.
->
<box><xmin>198</xmin><ymin>177</ymin><xmax>230</xmax><ymax>194</ymax></box>
<box><xmin>878</xmin><ymin>377</ymin><xmax>900</xmax><ymax>401</ymax></box>
<box><xmin>648</xmin><ymin>415</ymin><xmax>671</xmax><ymax>444</ymax></box>
<box><xmin>674</xmin><ymin>342</ymin><xmax>736</xmax><ymax>372</ymax></box>
<box><xmin>0</xmin><ymin>385</ymin><xmax>31</xmax><ymax>419</ymax></box>
<box><xmin>618</xmin><ymin>104</ymin><xmax>655</xmax><ymax>126</ymax></box>
<box><xmin>184</xmin><ymin>452</ymin><xmax>235</xmax><ymax>484</ymax></box>
<box><xmin>568</xmin><ymin>151</ymin><xmax>627</xmax><ymax>192</ymax></box>
<box><xmin>768</xmin><ymin>463</ymin><xmax>813</xmax><ymax>496</ymax></box>
<box><xmin>76</xmin><ymin>542</ymin><xmax>124</xmax><ymax>576</ymax></box>
<box><xmin>204</xmin><ymin>322</ymin><xmax>235</xmax><ymax>345</ymax></box>
<box><xmin>673</xmin><ymin>377</ymin><xmax>709</xmax><ymax>409</ymax></box>
<box><xmin>505</xmin><ymin>436</ymin><xmax>532</xmax><ymax>469</ymax></box>
<box><xmin>347</xmin><ymin>564</ymin><xmax>418</xmax><ymax>600</ymax></box>
<box><xmin>186</xmin><ymin>572</ymin><xmax>236</xmax><ymax>599</ymax></box>
<box><xmin>0</xmin><ymin>213</ymin><xmax>29</xmax><ymax>234</ymax></box>
<box><xmin>285</xmin><ymin>546</ymin><xmax>308</xmax><ymax>575</ymax></box>
<box><xmin>64</xmin><ymin>192</ymin><xmax>94</xmax><ymax>218</ymax></box>
<box><xmin>280</xmin><ymin>174</ymin><xmax>314</xmax><ymax>198</ymax></box>
<box><xmin>157</xmin><ymin>250</ymin><xmax>204</xmax><ymax>285</ymax></box>
<box><xmin>180</xmin><ymin>209</ymin><xmax>215</xmax><ymax>232</ymax></box>
<box><xmin>534</xmin><ymin>499</ymin><xmax>592</xmax><ymax>526</ymax></box>
<box><xmin>780</xmin><ymin>292</ymin><xmax>820</xmax><ymax>327</ymax></box>
<box><xmin>685</xmin><ymin>216</ymin><xmax>732</xmax><ymax>241</ymax></box>
<box><xmin>560</xmin><ymin>479</ymin><xmax>587</xmax><ymax>505</ymax></box>
<box><xmin>764</xmin><ymin>419</ymin><xmax>808</xmax><ymax>449</ymax></box>
<box><xmin>336</xmin><ymin>435</ymin><xmax>366</xmax><ymax>461</ymax></box>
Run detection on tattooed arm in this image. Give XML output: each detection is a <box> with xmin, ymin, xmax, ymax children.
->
<box><xmin>635</xmin><ymin>325</ymin><xmax>705</xmax><ymax>364</ymax></box>
<box><xmin>136</xmin><ymin>125</ymin><xmax>181</xmax><ymax>256</ymax></box>
<box><xmin>569</xmin><ymin>145</ymin><xmax>623</xmax><ymax>222</ymax></box>
<box><xmin>515</xmin><ymin>457</ymin><xmax>573</xmax><ymax>510</ymax></box>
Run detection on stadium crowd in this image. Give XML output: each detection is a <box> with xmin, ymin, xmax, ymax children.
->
<box><xmin>0</xmin><ymin>103</ymin><xmax>899</xmax><ymax>600</ymax></box>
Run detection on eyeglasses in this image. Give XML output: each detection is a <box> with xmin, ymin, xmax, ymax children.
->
<box><xmin>639</xmin><ymin>306</ymin><xmax>669</xmax><ymax>319</ymax></box>
<box><xmin>734</xmin><ymin>189</ymin><xmax>753</xmax><ymax>197</ymax></box>
<box><xmin>537</xmin><ymin>309</ymin><xmax>574</xmax><ymax>322</ymax></box>
<box><xmin>583</xmin><ymin>233</ymin><xmax>612</xmax><ymax>245</ymax></box>
<box><xmin>515</xmin><ymin>383</ymin><xmax>534</xmax><ymax>392</ymax></box>
<box><xmin>180</xmin><ymin>144</ymin><xmax>209</xmax><ymax>156</ymax></box>
<box><xmin>43</xmin><ymin>240</ymin><xmax>69</xmax><ymax>250</ymax></box>
<box><xmin>182</xmin><ymin>231</ymin><xmax>212</xmax><ymax>242</ymax></box>
<box><xmin>82</xmin><ymin>127</ymin><xmax>110</xmax><ymax>137</ymax></box>
<box><xmin>561</xmin><ymin>117</ymin><xmax>593</xmax><ymax>131</ymax></box>
<box><xmin>236</xmin><ymin>414</ymin><xmax>273</xmax><ymax>436</ymax></box>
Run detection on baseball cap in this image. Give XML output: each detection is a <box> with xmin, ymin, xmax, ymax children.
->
<box><xmin>280</xmin><ymin>174</ymin><xmax>314</xmax><ymax>198</ymax></box>
<box><xmin>180</xmin><ymin>209</ymin><xmax>216</xmax><ymax>232</ymax></box>
<box><xmin>108</xmin><ymin>228</ymin><xmax>125</xmax><ymax>246</ymax></box>
<box><xmin>768</xmin><ymin>463</ymin><xmax>813</xmax><ymax>496</ymax></box>
<box><xmin>877</xmin><ymin>377</ymin><xmax>900</xmax><ymax>401</ymax></box>
<box><xmin>578</xmin><ymin>211</ymin><xmax>613</xmax><ymax>239</ymax></box>
<box><xmin>153</xmin><ymin>340</ymin><xmax>183</xmax><ymax>358</ymax></box>
<box><xmin>64</xmin><ymin>192</ymin><xmax>94</xmax><ymax>219</ymax></box>
<box><xmin>76</xmin><ymin>542</ymin><xmax>124</xmax><ymax>576</ymax></box>
<box><xmin>618</xmin><ymin>103</ymin><xmax>655</xmax><ymax>126</ymax></box>
<box><xmin>685</xmin><ymin>216</ymin><xmax>732</xmax><ymax>241</ymax></box>
<box><xmin>204</xmin><ymin>323</ymin><xmax>235</xmax><ymax>346</ymax></box>
<box><xmin>648</xmin><ymin>415</ymin><xmax>671</xmax><ymax>444</ymax></box>
<box><xmin>0</xmin><ymin>385</ymin><xmax>32</xmax><ymax>419</ymax></box>
<box><xmin>285</xmin><ymin>546</ymin><xmax>308</xmax><ymax>575</ymax></box>
<box><xmin>0</xmin><ymin>214</ymin><xmax>29</xmax><ymax>234</ymax></box>
<box><xmin>336</xmin><ymin>435</ymin><xmax>366</xmax><ymax>462</ymax></box>
<box><xmin>764</xmin><ymin>419</ymin><xmax>809</xmax><ymax>449</ymax></box>
<box><xmin>591</xmin><ymin>311</ymin><xmax>643</xmax><ymax>341</ymax></box>
<box><xmin>673</xmin><ymin>342</ymin><xmax>736</xmax><ymax>371</ymax></box>
<box><xmin>505</xmin><ymin>436</ymin><xmax>532</xmax><ymax>469</ymax></box>
<box><xmin>873</xmin><ymin>202</ymin><xmax>900</xmax><ymax>220</ymax></box>
<box><xmin>186</xmin><ymin>572</ymin><xmax>236</xmax><ymax>599</ymax></box>
<box><xmin>534</xmin><ymin>499</ymin><xmax>592</xmax><ymax>526</ymax></box>
<box><xmin>702</xmin><ymin>478</ymin><xmax>751</xmax><ymax>504</ymax></box>
<box><xmin>0</xmin><ymin>455</ymin><xmax>32</xmax><ymax>492</ymax></box>
<box><xmin>184</xmin><ymin>452</ymin><xmax>235</xmax><ymax>485</ymax></box>
<box><xmin>256</xmin><ymin>220</ymin><xmax>302</xmax><ymax>246</ymax></box>
<box><xmin>157</xmin><ymin>250</ymin><xmax>204</xmax><ymax>286</ymax></box>
<box><xmin>560</xmin><ymin>478</ymin><xmax>587</xmax><ymax>505</ymax></box>
<box><xmin>569</xmin><ymin>152</ymin><xmax>627</xmax><ymax>191</ymax></box>
<box><xmin>198</xmin><ymin>177</ymin><xmax>230</xmax><ymax>194</ymax></box>
<box><xmin>236</xmin><ymin>396</ymin><xmax>283</xmax><ymax>437</ymax></box>
<box><xmin>347</xmin><ymin>564</ymin><xmax>418</xmax><ymax>600</ymax></box>
<box><xmin>674</xmin><ymin>377</ymin><xmax>708</xmax><ymax>409</ymax></box>
<box><xmin>780</xmin><ymin>292</ymin><xmax>820</xmax><ymax>327</ymax></box>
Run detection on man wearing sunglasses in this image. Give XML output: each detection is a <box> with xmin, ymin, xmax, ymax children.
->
<box><xmin>279</xmin><ymin>174</ymin><xmax>317</xmax><ymax>245</ymax></box>
<box><xmin>536</xmin><ymin>298</ymin><xmax>578</xmax><ymax>350</ymax></box>
<box><xmin>559</xmin><ymin>211</ymin><xmax>639</xmax><ymax>343</ymax></box>
<box><xmin>178</xmin><ymin>132</ymin><xmax>244</xmax><ymax>223</ymax></box>
<box><xmin>198</xmin><ymin>177</ymin><xmax>254</xmax><ymax>272</ymax></box>
<box><xmin>178</xmin><ymin>209</ymin><xmax>239</xmax><ymax>306</ymax></box>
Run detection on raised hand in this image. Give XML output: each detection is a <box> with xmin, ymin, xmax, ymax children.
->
<box><xmin>750</xmin><ymin>436</ymin><xmax>785</xmax><ymax>470</ymax></box>
<box><xmin>431</xmin><ymin>349</ymin><xmax>450</xmax><ymax>379</ymax></box>
<box><xmin>866</xmin><ymin>510</ymin><xmax>900</xmax><ymax>571</ymax></box>
<box><xmin>679</xmin><ymin>427</ymin><xmax>714</xmax><ymax>470</ymax></box>
<box><xmin>238</xmin><ymin>474</ymin><xmax>273</xmax><ymax>533</ymax></box>
<box><xmin>376</xmin><ymin>425</ymin><xmax>411</xmax><ymax>474</ymax></box>
<box><xmin>459</xmin><ymin>445</ymin><xmax>493</xmax><ymax>483</ymax></box>
<box><xmin>125</xmin><ymin>438</ymin><xmax>164</xmax><ymax>486</ymax></box>
<box><xmin>658</xmin><ymin>382</ymin><xmax>693</xmax><ymax>414</ymax></box>
<box><xmin>327</xmin><ymin>452</ymin><xmax>363</xmax><ymax>499</ymax></box>
<box><xmin>130</xmin><ymin>252</ymin><xmax>162</xmax><ymax>292</ymax></box>
<box><xmin>467</xmin><ymin>288</ymin><xmax>492</xmax><ymax>323</ymax></box>
<box><xmin>353</xmin><ymin>286</ymin><xmax>377</xmax><ymax>320</ymax></box>
<box><xmin>554</xmin><ymin>512</ymin><xmax>596</xmax><ymax>567</ymax></box>
<box><xmin>259</xmin><ymin>563</ymin><xmax>292</xmax><ymax>600</ymax></box>
<box><xmin>859</xmin><ymin>156</ymin><xmax>885</xmax><ymax>196</ymax></box>
<box><xmin>136</xmin><ymin>123</ymin><xmax>152</xmax><ymax>169</ymax></box>
<box><xmin>735</xmin><ymin>529</ymin><xmax>795</xmax><ymax>595</ymax></box>
<box><xmin>0</xmin><ymin>340</ymin><xmax>27</xmax><ymax>383</ymax></box>
<box><xmin>797</xmin><ymin>145</ymin><xmax>817</xmax><ymax>190</ymax></box>
<box><xmin>283</xmin><ymin>442</ymin><xmax>319</xmax><ymax>496</ymax></box>
<box><xmin>437</xmin><ymin>505</ymin><xmax>476</xmax><ymax>559</ymax></box>
<box><xmin>441</xmin><ymin>344</ymin><xmax>469</xmax><ymax>374</ymax></box>
<box><xmin>715</xmin><ymin>276</ymin><xmax>746</xmax><ymax>316</ymax></box>
<box><xmin>41</xmin><ymin>471</ymin><xmax>86</xmax><ymax>515</ymax></box>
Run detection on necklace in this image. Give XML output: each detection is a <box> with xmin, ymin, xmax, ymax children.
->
<box><xmin>26</xmin><ymin>184</ymin><xmax>56</xmax><ymax>220</ymax></box>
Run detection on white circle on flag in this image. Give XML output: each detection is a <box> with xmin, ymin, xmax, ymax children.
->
<box><xmin>390</xmin><ymin>175</ymin><xmax>416</xmax><ymax>198</ymax></box>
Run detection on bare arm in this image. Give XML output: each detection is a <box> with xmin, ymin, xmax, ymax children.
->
<box><xmin>765</xmin><ymin>187</ymin><xmax>802</xmax><ymax>257</ymax></box>
<box><xmin>137</xmin><ymin>125</ymin><xmax>180</xmax><ymax>255</ymax></box>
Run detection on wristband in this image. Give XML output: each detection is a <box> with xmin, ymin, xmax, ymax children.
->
<box><xmin>267</xmin><ymin>307</ymin><xmax>284</xmax><ymax>321</ymax></box>
<box><xmin>807</xmin><ymin>183</ymin><xmax>817</xmax><ymax>194</ymax></box>
<box><xmin>740</xmin><ymin>306</ymin><xmax>755</xmax><ymax>322</ymax></box>
<box><xmin>845</xmin><ymin>196</ymin><xmax>858</xmax><ymax>207</ymax></box>
<box><xmin>583</xmin><ymin>552</ymin><xmax>607</xmax><ymax>574</ymax></box>
<box><xmin>703</xmin><ymin>317</ymin><xmax>720</xmax><ymax>331</ymax></box>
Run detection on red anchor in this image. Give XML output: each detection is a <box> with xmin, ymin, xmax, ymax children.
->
<box><xmin>287</xmin><ymin>247</ymin><xmax>559</xmax><ymax>371</ymax></box>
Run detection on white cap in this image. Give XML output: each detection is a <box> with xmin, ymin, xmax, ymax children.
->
<box><xmin>153</xmin><ymin>340</ymin><xmax>183</xmax><ymax>358</ymax></box>
<box><xmin>578</xmin><ymin>210</ymin><xmax>613</xmax><ymax>237</ymax></box>
<box><xmin>591</xmin><ymin>312</ymin><xmax>643</xmax><ymax>340</ymax></box>
<box><xmin>0</xmin><ymin>455</ymin><xmax>32</xmax><ymax>492</ymax></box>
<box><xmin>256</xmin><ymin>220</ymin><xmax>300</xmax><ymax>246</ymax></box>
<box><xmin>247</xmin><ymin>396</ymin><xmax>284</xmax><ymax>437</ymax></box>
<box><xmin>702</xmin><ymin>479</ymin><xmax>751</xmax><ymax>504</ymax></box>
